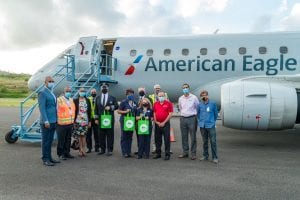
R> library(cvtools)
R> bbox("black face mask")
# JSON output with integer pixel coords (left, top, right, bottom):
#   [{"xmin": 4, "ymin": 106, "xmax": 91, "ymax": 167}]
[
  {"xmin": 201, "ymin": 97, "xmax": 207, "ymax": 101},
  {"xmin": 102, "ymin": 88, "xmax": 108, "ymax": 94},
  {"xmin": 139, "ymin": 91, "xmax": 145, "ymax": 97},
  {"xmin": 91, "ymin": 93, "xmax": 96, "ymax": 97}
]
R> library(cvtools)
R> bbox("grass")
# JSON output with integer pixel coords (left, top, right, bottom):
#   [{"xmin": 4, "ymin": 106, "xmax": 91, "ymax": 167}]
[
  {"xmin": 0, "ymin": 71, "xmax": 31, "ymax": 98},
  {"xmin": 0, "ymin": 98, "xmax": 37, "ymax": 107}
]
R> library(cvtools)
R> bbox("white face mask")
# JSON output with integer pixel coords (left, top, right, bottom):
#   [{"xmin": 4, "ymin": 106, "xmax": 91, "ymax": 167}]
[
  {"xmin": 158, "ymin": 96, "xmax": 164, "ymax": 102},
  {"xmin": 47, "ymin": 82, "xmax": 54, "ymax": 89}
]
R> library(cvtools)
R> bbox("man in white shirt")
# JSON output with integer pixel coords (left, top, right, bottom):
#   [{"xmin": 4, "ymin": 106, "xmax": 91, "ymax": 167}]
[{"xmin": 178, "ymin": 83, "xmax": 199, "ymax": 160}]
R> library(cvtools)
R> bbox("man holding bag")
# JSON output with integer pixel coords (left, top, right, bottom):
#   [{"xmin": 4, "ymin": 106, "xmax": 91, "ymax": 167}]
[
  {"xmin": 117, "ymin": 88, "xmax": 137, "ymax": 158},
  {"xmin": 95, "ymin": 84, "xmax": 118, "ymax": 156}
]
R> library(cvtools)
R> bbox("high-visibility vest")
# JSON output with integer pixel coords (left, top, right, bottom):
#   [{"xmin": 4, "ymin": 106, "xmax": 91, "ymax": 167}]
[
  {"xmin": 88, "ymin": 96, "xmax": 96, "ymax": 119},
  {"xmin": 149, "ymin": 92, "xmax": 168, "ymax": 105},
  {"xmin": 57, "ymin": 96, "xmax": 75, "ymax": 125}
]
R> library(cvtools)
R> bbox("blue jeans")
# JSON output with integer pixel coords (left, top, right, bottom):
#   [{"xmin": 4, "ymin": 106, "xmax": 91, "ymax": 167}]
[
  {"xmin": 41, "ymin": 123, "xmax": 56, "ymax": 162},
  {"xmin": 200, "ymin": 127, "xmax": 218, "ymax": 160}
]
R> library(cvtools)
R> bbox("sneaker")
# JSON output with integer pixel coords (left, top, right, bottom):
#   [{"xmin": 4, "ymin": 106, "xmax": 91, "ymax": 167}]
[
  {"xmin": 59, "ymin": 156, "xmax": 67, "ymax": 160},
  {"xmin": 212, "ymin": 159, "xmax": 219, "ymax": 164},
  {"xmin": 50, "ymin": 159, "xmax": 61, "ymax": 164},
  {"xmin": 199, "ymin": 157, "xmax": 208, "ymax": 161},
  {"xmin": 178, "ymin": 154, "xmax": 188, "ymax": 158},
  {"xmin": 65, "ymin": 154, "xmax": 74, "ymax": 159},
  {"xmin": 190, "ymin": 155, "xmax": 197, "ymax": 160},
  {"xmin": 43, "ymin": 161, "xmax": 55, "ymax": 166}
]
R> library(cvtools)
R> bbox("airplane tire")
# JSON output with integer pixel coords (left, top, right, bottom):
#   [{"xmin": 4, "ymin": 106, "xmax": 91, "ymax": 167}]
[{"xmin": 5, "ymin": 130, "xmax": 18, "ymax": 144}]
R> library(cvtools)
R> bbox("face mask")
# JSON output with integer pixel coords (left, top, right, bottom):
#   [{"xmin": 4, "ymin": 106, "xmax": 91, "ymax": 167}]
[
  {"xmin": 47, "ymin": 82, "xmax": 54, "ymax": 89},
  {"xmin": 127, "ymin": 95, "xmax": 134, "ymax": 101},
  {"xmin": 102, "ymin": 88, "xmax": 108, "ymax": 94},
  {"xmin": 91, "ymin": 93, "xmax": 97, "ymax": 97},
  {"xmin": 139, "ymin": 91, "xmax": 145, "ymax": 97},
  {"xmin": 142, "ymin": 103, "xmax": 148, "ymax": 107},
  {"xmin": 65, "ymin": 92, "xmax": 71, "ymax": 98},
  {"xmin": 183, "ymin": 88, "xmax": 189, "ymax": 94},
  {"xmin": 79, "ymin": 92, "xmax": 86, "ymax": 97},
  {"xmin": 201, "ymin": 96, "xmax": 207, "ymax": 101},
  {"xmin": 158, "ymin": 96, "xmax": 164, "ymax": 102}
]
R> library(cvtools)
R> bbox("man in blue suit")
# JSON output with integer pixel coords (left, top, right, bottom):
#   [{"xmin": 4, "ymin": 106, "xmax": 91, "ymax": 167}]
[{"xmin": 38, "ymin": 76, "xmax": 60, "ymax": 166}]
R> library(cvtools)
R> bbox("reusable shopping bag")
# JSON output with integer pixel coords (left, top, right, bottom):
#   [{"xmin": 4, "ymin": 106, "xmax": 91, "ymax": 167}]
[
  {"xmin": 123, "ymin": 112, "xmax": 135, "ymax": 131},
  {"xmin": 138, "ymin": 118, "xmax": 149, "ymax": 135},
  {"xmin": 100, "ymin": 111, "xmax": 112, "ymax": 129}
]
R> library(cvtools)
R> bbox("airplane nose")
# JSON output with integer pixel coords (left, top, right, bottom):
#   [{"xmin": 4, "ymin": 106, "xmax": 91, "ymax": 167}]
[{"xmin": 28, "ymin": 76, "xmax": 37, "ymax": 91}]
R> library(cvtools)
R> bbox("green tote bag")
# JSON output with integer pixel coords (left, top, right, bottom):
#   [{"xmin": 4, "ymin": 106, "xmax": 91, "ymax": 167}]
[
  {"xmin": 138, "ymin": 118, "xmax": 149, "ymax": 135},
  {"xmin": 100, "ymin": 111, "xmax": 112, "ymax": 129},
  {"xmin": 123, "ymin": 112, "xmax": 135, "ymax": 131}
]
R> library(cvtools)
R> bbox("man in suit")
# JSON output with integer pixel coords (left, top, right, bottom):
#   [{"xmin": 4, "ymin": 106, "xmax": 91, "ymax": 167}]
[
  {"xmin": 95, "ymin": 84, "xmax": 118, "ymax": 156},
  {"xmin": 38, "ymin": 76, "xmax": 60, "ymax": 166}
]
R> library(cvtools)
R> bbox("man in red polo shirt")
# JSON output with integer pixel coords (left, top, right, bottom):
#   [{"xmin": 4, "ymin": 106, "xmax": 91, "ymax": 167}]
[{"xmin": 153, "ymin": 91, "xmax": 173, "ymax": 160}]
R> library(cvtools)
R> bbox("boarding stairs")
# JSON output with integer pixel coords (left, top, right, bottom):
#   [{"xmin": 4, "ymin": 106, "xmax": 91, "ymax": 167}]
[{"xmin": 5, "ymin": 53, "xmax": 118, "ymax": 144}]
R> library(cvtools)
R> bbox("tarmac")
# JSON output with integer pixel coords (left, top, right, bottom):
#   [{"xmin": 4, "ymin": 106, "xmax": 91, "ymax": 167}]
[{"xmin": 0, "ymin": 107, "xmax": 299, "ymax": 200}]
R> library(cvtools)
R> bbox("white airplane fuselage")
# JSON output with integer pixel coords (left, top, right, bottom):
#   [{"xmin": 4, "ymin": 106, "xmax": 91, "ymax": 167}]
[{"xmin": 28, "ymin": 32, "xmax": 300, "ymax": 130}]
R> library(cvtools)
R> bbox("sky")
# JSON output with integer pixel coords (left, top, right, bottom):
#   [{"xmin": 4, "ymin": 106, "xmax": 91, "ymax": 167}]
[{"xmin": 0, "ymin": 0, "xmax": 300, "ymax": 74}]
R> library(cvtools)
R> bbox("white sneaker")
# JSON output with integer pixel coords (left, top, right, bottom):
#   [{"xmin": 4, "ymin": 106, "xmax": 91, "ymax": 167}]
[
  {"xmin": 199, "ymin": 157, "xmax": 208, "ymax": 161},
  {"xmin": 212, "ymin": 159, "xmax": 219, "ymax": 164}
]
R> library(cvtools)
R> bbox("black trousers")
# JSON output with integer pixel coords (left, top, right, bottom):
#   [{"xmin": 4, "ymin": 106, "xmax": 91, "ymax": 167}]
[
  {"xmin": 86, "ymin": 119, "xmax": 99, "ymax": 150},
  {"xmin": 56, "ymin": 124, "xmax": 73, "ymax": 157},
  {"xmin": 99, "ymin": 127, "xmax": 114, "ymax": 152},
  {"xmin": 155, "ymin": 121, "xmax": 170, "ymax": 156}
]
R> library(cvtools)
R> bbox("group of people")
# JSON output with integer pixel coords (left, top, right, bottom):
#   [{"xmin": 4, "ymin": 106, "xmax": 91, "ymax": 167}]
[{"xmin": 38, "ymin": 76, "xmax": 218, "ymax": 166}]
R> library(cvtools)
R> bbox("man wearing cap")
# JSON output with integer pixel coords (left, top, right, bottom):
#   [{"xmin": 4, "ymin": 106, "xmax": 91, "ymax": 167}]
[
  {"xmin": 86, "ymin": 88, "xmax": 100, "ymax": 153},
  {"xmin": 95, "ymin": 84, "xmax": 118, "ymax": 156}
]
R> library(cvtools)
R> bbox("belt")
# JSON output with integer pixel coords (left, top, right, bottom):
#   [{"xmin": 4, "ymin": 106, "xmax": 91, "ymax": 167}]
[{"xmin": 181, "ymin": 115, "xmax": 196, "ymax": 118}]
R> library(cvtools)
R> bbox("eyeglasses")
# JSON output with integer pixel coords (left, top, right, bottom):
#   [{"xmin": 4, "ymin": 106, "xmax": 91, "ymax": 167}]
[
  {"xmin": 48, "ymin": 81, "xmax": 54, "ymax": 83},
  {"xmin": 182, "ymin": 87, "xmax": 189, "ymax": 89}
]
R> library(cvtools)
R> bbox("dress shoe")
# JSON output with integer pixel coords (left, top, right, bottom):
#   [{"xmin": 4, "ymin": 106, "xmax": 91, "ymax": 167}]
[
  {"xmin": 59, "ymin": 156, "xmax": 67, "ymax": 160},
  {"xmin": 65, "ymin": 154, "xmax": 74, "ymax": 159},
  {"xmin": 134, "ymin": 152, "xmax": 138, "ymax": 155},
  {"xmin": 50, "ymin": 159, "xmax": 61, "ymax": 164},
  {"xmin": 153, "ymin": 154, "xmax": 161, "ymax": 159},
  {"xmin": 43, "ymin": 161, "xmax": 55, "ymax": 166},
  {"xmin": 178, "ymin": 154, "xmax": 189, "ymax": 158},
  {"xmin": 86, "ymin": 149, "xmax": 92, "ymax": 153},
  {"xmin": 97, "ymin": 151, "xmax": 105, "ymax": 155},
  {"xmin": 95, "ymin": 149, "xmax": 100, "ymax": 152},
  {"xmin": 164, "ymin": 155, "xmax": 170, "ymax": 160},
  {"xmin": 137, "ymin": 155, "xmax": 142, "ymax": 159},
  {"xmin": 106, "ymin": 152, "xmax": 112, "ymax": 156}
]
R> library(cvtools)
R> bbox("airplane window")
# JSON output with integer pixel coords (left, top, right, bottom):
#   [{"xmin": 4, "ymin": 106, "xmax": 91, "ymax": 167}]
[
  {"xmin": 130, "ymin": 49, "xmax": 137, "ymax": 57},
  {"xmin": 200, "ymin": 48, "xmax": 207, "ymax": 55},
  {"xmin": 219, "ymin": 48, "xmax": 227, "ymax": 55},
  {"xmin": 280, "ymin": 46, "xmax": 288, "ymax": 54},
  {"xmin": 164, "ymin": 49, "xmax": 171, "ymax": 56},
  {"xmin": 259, "ymin": 47, "xmax": 267, "ymax": 54},
  {"xmin": 146, "ymin": 49, "xmax": 153, "ymax": 56},
  {"xmin": 239, "ymin": 47, "xmax": 247, "ymax": 55},
  {"xmin": 182, "ymin": 48, "xmax": 189, "ymax": 56}
]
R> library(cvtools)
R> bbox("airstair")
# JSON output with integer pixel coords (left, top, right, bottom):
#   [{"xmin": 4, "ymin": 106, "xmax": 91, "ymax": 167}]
[{"xmin": 5, "ymin": 50, "xmax": 118, "ymax": 144}]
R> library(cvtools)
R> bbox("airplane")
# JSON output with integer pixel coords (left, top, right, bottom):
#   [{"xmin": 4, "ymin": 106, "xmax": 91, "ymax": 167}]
[{"xmin": 28, "ymin": 32, "xmax": 300, "ymax": 131}]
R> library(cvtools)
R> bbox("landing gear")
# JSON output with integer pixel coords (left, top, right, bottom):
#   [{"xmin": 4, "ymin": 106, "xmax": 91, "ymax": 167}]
[{"xmin": 5, "ymin": 130, "xmax": 18, "ymax": 144}]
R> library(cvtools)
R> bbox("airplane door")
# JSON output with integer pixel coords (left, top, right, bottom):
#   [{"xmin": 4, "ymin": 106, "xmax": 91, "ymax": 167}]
[{"xmin": 74, "ymin": 36, "xmax": 98, "ymax": 77}]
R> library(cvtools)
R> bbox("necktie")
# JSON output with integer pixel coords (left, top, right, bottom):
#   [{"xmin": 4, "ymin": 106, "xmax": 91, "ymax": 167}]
[{"xmin": 102, "ymin": 94, "xmax": 106, "ymax": 106}]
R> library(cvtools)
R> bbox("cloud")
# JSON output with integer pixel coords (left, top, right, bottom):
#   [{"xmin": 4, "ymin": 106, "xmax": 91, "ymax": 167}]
[{"xmin": 280, "ymin": 3, "xmax": 300, "ymax": 31}]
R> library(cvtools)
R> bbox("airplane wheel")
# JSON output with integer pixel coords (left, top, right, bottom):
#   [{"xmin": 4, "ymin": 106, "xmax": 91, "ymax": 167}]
[{"xmin": 5, "ymin": 130, "xmax": 18, "ymax": 144}]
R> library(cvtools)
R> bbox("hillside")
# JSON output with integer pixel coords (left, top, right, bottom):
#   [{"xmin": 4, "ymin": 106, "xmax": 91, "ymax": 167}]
[{"xmin": 0, "ymin": 70, "xmax": 31, "ymax": 98}]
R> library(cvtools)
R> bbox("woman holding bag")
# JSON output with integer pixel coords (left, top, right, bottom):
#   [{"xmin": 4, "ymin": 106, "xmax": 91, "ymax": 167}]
[
  {"xmin": 117, "ymin": 88, "xmax": 137, "ymax": 158},
  {"xmin": 136, "ymin": 98, "xmax": 153, "ymax": 159}
]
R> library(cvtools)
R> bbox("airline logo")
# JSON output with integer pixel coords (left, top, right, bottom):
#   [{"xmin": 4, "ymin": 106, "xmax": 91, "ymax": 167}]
[{"xmin": 125, "ymin": 55, "xmax": 143, "ymax": 75}]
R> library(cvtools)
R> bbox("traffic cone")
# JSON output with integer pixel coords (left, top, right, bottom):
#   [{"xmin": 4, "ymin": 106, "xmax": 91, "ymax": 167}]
[{"xmin": 170, "ymin": 127, "xmax": 176, "ymax": 142}]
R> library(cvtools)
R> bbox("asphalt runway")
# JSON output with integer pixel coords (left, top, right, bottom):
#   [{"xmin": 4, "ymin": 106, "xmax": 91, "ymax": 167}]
[{"xmin": 0, "ymin": 107, "xmax": 299, "ymax": 200}]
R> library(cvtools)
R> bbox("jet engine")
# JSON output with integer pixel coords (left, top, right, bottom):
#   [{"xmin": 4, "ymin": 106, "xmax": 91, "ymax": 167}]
[{"xmin": 221, "ymin": 80, "xmax": 299, "ymax": 130}]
